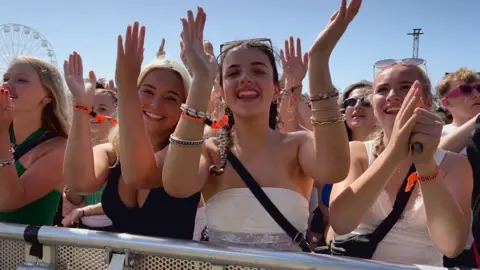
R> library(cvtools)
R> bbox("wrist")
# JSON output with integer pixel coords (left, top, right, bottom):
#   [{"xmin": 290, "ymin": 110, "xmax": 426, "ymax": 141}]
[{"xmin": 415, "ymin": 159, "xmax": 437, "ymax": 176}]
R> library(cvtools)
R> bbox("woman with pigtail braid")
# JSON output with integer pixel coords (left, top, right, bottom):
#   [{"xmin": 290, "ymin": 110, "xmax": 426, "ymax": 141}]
[{"xmin": 163, "ymin": 3, "xmax": 353, "ymax": 251}]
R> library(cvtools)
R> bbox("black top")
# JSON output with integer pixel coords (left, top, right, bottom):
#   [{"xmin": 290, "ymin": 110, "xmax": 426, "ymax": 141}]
[{"xmin": 102, "ymin": 164, "xmax": 200, "ymax": 240}]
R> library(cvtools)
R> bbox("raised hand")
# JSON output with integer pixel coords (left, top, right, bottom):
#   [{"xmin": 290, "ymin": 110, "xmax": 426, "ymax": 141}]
[
  {"xmin": 410, "ymin": 107, "xmax": 443, "ymax": 167},
  {"xmin": 156, "ymin": 38, "xmax": 166, "ymax": 58},
  {"xmin": 116, "ymin": 21, "xmax": 145, "ymax": 93},
  {"xmin": 64, "ymin": 52, "xmax": 97, "ymax": 106},
  {"xmin": 280, "ymin": 36, "xmax": 309, "ymax": 88},
  {"xmin": 0, "ymin": 86, "xmax": 14, "ymax": 133},
  {"xmin": 107, "ymin": 80, "xmax": 117, "ymax": 92},
  {"xmin": 180, "ymin": 7, "xmax": 217, "ymax": 82},
  {"xmin": 387, "ymin": 81, "xmax": 423, "ymax": 160},
  {"xmin": 310, "ymin": 0, "xmax": 362, "ymax": 57}
]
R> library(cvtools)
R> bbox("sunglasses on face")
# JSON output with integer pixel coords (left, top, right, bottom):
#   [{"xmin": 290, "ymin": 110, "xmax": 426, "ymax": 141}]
[
  {"xmin": 446, "ymin": 84, "xmax": 480, "ymax": 99},
  {"xmin": 343, "ymin": 96, "xmax": 371, "ymax": 108}
]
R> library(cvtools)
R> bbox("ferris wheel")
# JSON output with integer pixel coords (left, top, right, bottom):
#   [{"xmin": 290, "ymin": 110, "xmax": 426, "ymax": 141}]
[{"xmin": 0, "ymin": 23, "xmax": 57, "ymax": 75}]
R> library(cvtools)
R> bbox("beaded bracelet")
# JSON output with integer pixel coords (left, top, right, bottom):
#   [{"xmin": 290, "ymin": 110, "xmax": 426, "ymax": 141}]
[
  {"xmin": 169, "ymin": 135, "xmax": 204, "ymax": 147},
  {"xmin": 310, "ymin": 90, "xmax": 339, "ymax": 102},
  {"xmin": 405, "ymin": 166, "xmax": 443, "ymax": 192},
  {"xmin": 180, "ymin": 104, "xmax": 229, "ymax": 129},
  {"xmin": 0, "ymin": 157, "xmax": 14, "ymax": 168},
  {"xmin": 310, "ymin": 115, "xmax": 346, "ymax": 126}
]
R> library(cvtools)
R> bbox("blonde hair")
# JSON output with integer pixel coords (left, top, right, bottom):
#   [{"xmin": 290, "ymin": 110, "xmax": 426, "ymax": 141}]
[
  {"xmin": 109, "ymin": 58, "xmax": 191, "ymax": 159},
  {"xmin": 371, "ymin": 64, "xmax": 432, "ymax": 158},
  {"xmin": 13, "ymin": 56, "xmax": 71, "ymax": 138},
  {"xmin": 436, "ymin": 68, "xmax": 480, "ymax": 98}
]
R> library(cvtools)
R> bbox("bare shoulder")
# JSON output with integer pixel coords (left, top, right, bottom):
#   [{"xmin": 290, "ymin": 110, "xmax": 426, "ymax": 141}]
[{"xmin": 441, "ymin": 151, "xmax": 472, "ymax": 178}]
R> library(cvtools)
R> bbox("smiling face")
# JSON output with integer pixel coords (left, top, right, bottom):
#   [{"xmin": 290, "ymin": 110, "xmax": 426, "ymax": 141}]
[
  {"xmin": 373, "ymin": 64, "xmax": 431, "ymax": 134},
  {"xmin": 138, "ymin": 68, "xmax": 186, "ymax": 134},
  {"xmin": 220, "ymin": 46, "xmax": 279, "ymax": 118},
  {"xmin": 344, "ymin": 87, "xmax": 376, "ymax": 130},
  {"xmin": 90, "ymin": 89, "xmax": 117, "ymax": 143}
]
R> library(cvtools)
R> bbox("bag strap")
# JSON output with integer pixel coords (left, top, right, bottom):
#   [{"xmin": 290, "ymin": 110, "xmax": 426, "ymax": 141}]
[
  {"xmin": 370, "ymin": 164, "xmax": 417, "ymax": 243},
  {"xmin": 13, "ymin": 132, "xmax": 58, "ymax": 160},
  {"xmin": 226, "ymin": 151, "xmax": 312, "ymax": 252}
]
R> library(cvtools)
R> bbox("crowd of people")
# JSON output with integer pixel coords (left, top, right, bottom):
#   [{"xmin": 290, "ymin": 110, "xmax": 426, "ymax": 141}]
[{"xmin": 1, "ymin": 0, "xmax": 480, "ymax": 268}]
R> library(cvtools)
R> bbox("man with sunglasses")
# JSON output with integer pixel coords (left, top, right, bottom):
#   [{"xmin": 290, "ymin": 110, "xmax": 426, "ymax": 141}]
[
  {"xmin": 439, "ymin": 68, "xmax": 480, "ymax": 156},
  {"xmin": 437, "ymin": 68, "xmax": 480, "ymax": 268}
]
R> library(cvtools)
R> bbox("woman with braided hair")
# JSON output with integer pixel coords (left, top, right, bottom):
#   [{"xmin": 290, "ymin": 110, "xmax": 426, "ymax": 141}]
[{"xmin": 162, "ymin": 1, "xmax": 357, "ymax": 251}]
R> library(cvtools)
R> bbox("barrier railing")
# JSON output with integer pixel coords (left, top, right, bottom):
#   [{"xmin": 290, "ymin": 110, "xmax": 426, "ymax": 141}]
[{"xmin": 0, "ymin": 222, "xmax": 461, "ymax": 270}]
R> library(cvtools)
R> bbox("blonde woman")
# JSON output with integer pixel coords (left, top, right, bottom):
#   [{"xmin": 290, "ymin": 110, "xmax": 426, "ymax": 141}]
[{"xmin": 0, "ymin": 56, "xmax": 70, "ymax": 226}]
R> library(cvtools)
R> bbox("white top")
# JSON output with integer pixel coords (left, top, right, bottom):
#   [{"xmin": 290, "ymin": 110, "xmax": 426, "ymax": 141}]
[
  {"xmin": 349, "ymin": 141, "xmax": 447, "ymax": 266},
  {"xmin": 206, "ymin": 187, "xmax": 309, "ymax": 251}
]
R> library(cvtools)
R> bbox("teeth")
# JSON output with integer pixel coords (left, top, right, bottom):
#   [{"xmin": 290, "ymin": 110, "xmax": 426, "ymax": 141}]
[
  {"xmin": 385, "ymin": 108, "xmax": 400, "ymax": 114},
  {"xmin": 238, "ymin": 90, "xmax": 258, "ymax": 98},
  {"xmin": 144, "ymin": 112, "xmax": 164, "ymax": 119}
]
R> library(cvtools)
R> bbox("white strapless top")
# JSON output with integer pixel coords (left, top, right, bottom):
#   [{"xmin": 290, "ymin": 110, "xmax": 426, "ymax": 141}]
[{"xmin": 206, "ymin": 187, "xmax": 309, "ymax": 251}]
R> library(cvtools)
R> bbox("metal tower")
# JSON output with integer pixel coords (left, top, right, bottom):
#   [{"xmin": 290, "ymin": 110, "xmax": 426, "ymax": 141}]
[{"xmin": 407, "ymin": 28, "xmax": 424, "ymax": 59}]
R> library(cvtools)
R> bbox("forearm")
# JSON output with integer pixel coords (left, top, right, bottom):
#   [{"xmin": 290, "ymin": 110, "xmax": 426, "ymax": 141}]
[
  {"xmin": 163, "ymin": 79, "xmax": 212, "ymax": 198},
  {"xmin": 81, "ymin": 203, "xmax": 105, "ymax": 216},
  {"xmin": 64, "ymin": 112, "xmax": 97, "ymax": 193},
  {"xmin": 329, "ymin": 149, "xmax": 399, "ymax": 234},
  {"xmin": 279, "ymin": 85, "xmax": 302, "ymax": 133},
  {"xmin": 0, "ymin": 132, "xmax": 23, "ymax": 207},
  {"xmin": 417, "ymin": 162, "xmax": 469, "ymax": 257},
  {"xmin": 439, "ymin": 117, "xmax": 477, "ymax": 153},
  {"xmin": 308, "ymin": 57, "xmax": 349, "ymax": 182},
  {"xmin": 117, "ymin": 89, "xmax": 157, "ymax": 188}
]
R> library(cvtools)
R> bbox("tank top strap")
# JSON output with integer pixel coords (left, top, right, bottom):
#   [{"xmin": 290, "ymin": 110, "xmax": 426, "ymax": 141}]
[{"xmin": 363, "ymin": 140, "xmax": 375, "ymax": 166}]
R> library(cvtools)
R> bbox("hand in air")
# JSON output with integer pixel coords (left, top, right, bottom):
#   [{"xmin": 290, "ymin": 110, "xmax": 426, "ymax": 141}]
[
  {"xmin": 280, "ymin": 36, "xmax": 309, "ymax": 88},
  {"xmin": 116, "ymin": 21, "xmax": 145, "ymax": 93},
  {"xmin": 310, "ymin": 0, "xmax": 362, "ymax": 57},
  {"xmin": 180, "ymin": 7, "xmax": 217, "ymax": 82},
  {"xmin": 107, "ymin": 80, "xmax": 117, "ymax": 92},
  {"xmin": 64, "ymin": 52, "xmax": 97, "ymax": 106},
  {"xmin": 0, "ymin": 86, "xmax": 14, "ymax": 133},
  {"xmin": 387, "ymin": 81, "xmax": 424, "ymax": 161},
  {"xmin": 410, "ymin": 100, "xmax": 443, "ymax": 166},
  {"xmin": 156, "ymin": 38, "xmax": 166, "ymax": 58}
]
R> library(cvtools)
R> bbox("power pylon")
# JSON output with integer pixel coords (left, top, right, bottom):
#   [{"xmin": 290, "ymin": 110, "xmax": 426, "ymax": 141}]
[{"xmin": 407, "ymin": 28, "xmax": 424, "ymax": 59}]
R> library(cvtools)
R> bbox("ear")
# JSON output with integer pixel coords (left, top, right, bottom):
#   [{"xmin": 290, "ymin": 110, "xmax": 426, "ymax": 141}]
[
  {"xmin": 42, "ymin": 97, "xmax": 52, "ymax": 105},
  {"xmin": 273, "ymin": 83, "xmax": 281, "ymax": 102},
  {"xmin": 440, "ymin": 97, "xmax": 450, "ymax": 107}
]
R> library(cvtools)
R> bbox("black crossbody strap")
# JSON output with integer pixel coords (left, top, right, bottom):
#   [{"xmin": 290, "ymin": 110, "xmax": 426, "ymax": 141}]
[
  {"xmin": 13, "ymin": 132, "xmax": 58, "ymax": 160},
  {"xmin": 370, "ymin": 165, "xmax": 417, "ymax": 243},
  {"xmin": 227, "ymin": 152, "xmax": 312, "ymax": 252}
]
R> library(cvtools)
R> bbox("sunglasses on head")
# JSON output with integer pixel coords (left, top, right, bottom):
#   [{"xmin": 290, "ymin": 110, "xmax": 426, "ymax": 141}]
[
  {"xmin": 343, "ymin": 96, "xmax": 371, "ymax": 108},
  {"xmin": 219, "ymin": 38, "xmax": 273, "ymax": 56},
  {"xmin": 374, "ymin": 58, "xmax": 426, "ymax": 69},
  {"xmin": 446, "ymin": 84, "xmax": 480, "ymax": 99}
]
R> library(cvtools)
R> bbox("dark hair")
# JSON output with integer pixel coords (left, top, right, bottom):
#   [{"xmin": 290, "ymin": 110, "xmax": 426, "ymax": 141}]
[
  {"xmin": 209, "ymin": 40, "xmax": 280, "ymax": 175},
  {"xmin": 339, "ymin": 81, "xmax": 373, "ymax": 141}
]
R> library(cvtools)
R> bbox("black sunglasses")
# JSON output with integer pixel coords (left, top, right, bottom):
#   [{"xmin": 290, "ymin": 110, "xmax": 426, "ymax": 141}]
[
  {"xmin": 219, "ymin": 38, "xmax": 273, "ymax": 56},
  {"xmin": 343, "ymin": 96, "xmax": 371, "ymax": 108}
]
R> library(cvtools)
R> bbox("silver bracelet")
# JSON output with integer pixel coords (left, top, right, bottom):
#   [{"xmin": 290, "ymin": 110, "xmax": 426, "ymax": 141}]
[
  {"xmin": 169, "ymin": 135, "xmax": 204, "ymax": 147},
  {"xmin": 0, "ymin": 160, "xmax": 14, "ymax": 168}
]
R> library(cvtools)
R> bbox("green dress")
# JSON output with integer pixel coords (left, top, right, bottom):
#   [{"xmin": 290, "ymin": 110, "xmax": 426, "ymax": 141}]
[{"xmin": 0, "ymin": 127, "xmax": 61, "ymax": 226}]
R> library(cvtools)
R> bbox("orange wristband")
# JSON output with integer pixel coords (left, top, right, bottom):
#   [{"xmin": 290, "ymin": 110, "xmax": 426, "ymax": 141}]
[
  {"xmin": 405, "ymin": 166, "xmax": 442, "ymax": 192},
  {"xmin": 181, "ymin": 111, "xmax": 229, "ymax": 129},
  {"xmin": 73, "ymin": 105, "xmax": 118, "ymax": 126}
]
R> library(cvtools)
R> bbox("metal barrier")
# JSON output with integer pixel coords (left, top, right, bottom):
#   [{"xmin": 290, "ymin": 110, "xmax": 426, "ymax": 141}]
[{"xmin": 0, "ymin": 222, "xmax": 461, "ymax": 270}]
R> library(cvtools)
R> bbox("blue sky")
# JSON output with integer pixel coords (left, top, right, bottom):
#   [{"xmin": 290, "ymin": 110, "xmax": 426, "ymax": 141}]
[{"xmin": 3, "ymin": 0, "xmax": 479, "ymax": 92}]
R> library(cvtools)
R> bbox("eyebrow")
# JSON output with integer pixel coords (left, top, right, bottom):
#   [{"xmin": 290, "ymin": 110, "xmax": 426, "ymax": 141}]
[
  {"xmin": 226, "ymin": 62, "xmax": 268, "ymax": 70},
  {"xmin": 3, "ymin": 72, "xmax": 29, "ymax": 77},
  {"xmin": 141, "ymin": 84, "xmax": 181, "ymax": 97}
]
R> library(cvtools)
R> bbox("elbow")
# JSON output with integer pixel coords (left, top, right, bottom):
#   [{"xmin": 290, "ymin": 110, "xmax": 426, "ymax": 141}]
[
  {"xmin": 162, "ymin": 171, "xmax": 197, "ymax": 199},
  {"xmin": 442, "ymin": 240, "xmax": 466, "ymax": 258},
  {"xmin": 328, "ymin": 202, "xmax": 359, "ymax": 235},
  {"xmin": 322, "ymin": 162, "xmax": 350, "ymax": 184}
]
